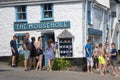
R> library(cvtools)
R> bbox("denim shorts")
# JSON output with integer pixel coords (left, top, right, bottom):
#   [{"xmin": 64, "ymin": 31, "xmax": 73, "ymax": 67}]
[{"xmin": 23, "ymin": 50, "xmax": 30, "ymax": 59}]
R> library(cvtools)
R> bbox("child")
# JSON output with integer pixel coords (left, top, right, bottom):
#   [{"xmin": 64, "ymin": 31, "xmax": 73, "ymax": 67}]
[
  {"xmin": 109, "ymin": 43, "xmax": 118, "ymax": 77},
  {"xmin": 46, "ymin": 39, "xmax": 55, "ymax": 71}
]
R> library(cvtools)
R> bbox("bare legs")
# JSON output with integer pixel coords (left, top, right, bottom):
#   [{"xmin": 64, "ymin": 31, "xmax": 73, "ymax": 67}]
[
  {"xmin": 30, "ymin": 57, "xmax": 36, "ymax": 69},
  {"xmin": 87, "ymin": 57, "xmax": 93, "ymax": 73},
  {"xmin": 36, "ymin": 55, "xmax": 43, "ymax": 70},
  {"xmin": 47, "ymin": 59, "xmax": 52, "ymax": 71},
  {"xmin": 99, "ymin": 64, "xmax": 105, "ymax": 75},
  {"xmin": 12, "ymin": 56, "xmax": 16, "ymax": 66},
  {"xmin": 87, "ymin": 66, "xmax": 93, "ymax": 73},
  {"xmin": 111, "ymin": 65, "xmax": 118, "ymax": 77},
  {"xmin": 24, "ymin": 59, "xmax": 28, "ymax": 71}
]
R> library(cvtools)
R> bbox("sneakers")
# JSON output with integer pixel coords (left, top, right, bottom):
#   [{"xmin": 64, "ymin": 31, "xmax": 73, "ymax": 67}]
[{"xmin": 11, "ymin": 64, "xmax": 16, "ymax": 67}]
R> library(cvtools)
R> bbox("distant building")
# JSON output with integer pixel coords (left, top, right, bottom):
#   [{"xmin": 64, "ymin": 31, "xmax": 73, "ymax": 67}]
[
  {"xmin": 110, "ymin": 0, "xmax": 120, "ymax": 50},
  {"xmin": 0, "ymin": 0, "xmax": 110, "ymax": 64}
]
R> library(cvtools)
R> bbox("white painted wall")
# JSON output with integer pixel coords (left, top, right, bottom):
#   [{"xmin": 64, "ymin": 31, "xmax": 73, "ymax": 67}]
[
  {"xmin": 0, "ymin": 1, "xmax": 109, "ymax": 57},
  {"xmin": 96, "ymin": 0, "xmax": 110, "ymax": 8},
  {"xmin": 0, "ymin": 2, "xmax": 83, "ymax": 57},
  {"xmin": 0, "ymin": 7, "xmax": 15, "ymax": 56},
  {"xmin": 54, "ymin": 2, "xmax": 83, "ymax": 57}
]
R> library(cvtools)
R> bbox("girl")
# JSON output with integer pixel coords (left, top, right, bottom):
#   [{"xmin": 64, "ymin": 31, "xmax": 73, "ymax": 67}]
[{"xmin": 46, "ymin": 39, "xmax": 55, "ymax": 71}]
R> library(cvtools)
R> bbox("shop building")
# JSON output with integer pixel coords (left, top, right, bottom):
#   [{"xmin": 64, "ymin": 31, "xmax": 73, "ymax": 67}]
[
  {"xmin": 0, "ymin": 0, "xmax": 110, "ymax": 64},
  {"xmin": 110, "ymin": 0, "xmax": 120, "ymax": 50}
]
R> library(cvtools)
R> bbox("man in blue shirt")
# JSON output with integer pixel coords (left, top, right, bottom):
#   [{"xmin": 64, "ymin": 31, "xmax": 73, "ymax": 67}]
[
  {"xmin": 109, "ymin": 43, "xmax": 118, "ymax": 77},
  {"xmin": 85, "ymin": 39, "xmax": 93, "ymax": 73}
]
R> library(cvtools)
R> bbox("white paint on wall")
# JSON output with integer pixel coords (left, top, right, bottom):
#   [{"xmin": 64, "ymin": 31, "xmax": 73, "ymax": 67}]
[
  {"xmin": 0, "ymin": 7, "xmax": 16, "ymax": 56},
  {"xmin": 0, "ymin": 1, "xmax": 110, "ymax": 57},
  {"xmin": 96, "ymin": 0, "xmax": 110, "ymax": 8}
]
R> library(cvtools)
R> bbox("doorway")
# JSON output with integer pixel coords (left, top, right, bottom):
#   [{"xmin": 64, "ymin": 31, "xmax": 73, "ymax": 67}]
[
  {"xmin": 88, "ymin": 35, "xmax": 102, "ymax": 50},
  {"xmin": 42, "ymin": 32, "xmax": 55, "ymax": 66}
]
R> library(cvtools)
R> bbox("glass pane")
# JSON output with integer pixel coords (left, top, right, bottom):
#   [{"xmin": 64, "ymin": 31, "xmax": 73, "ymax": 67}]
[
  {"xmin": 22, "ymin": 6, "xmax": 26, "ymax": 12},
  {"xmin": 44, "ymin": 12, "xmax": 49, "ymax": 18},
  {"xmin": 17, "ymin": 13, "xmax": 26, "ymax": 20},
  {"xmin": 44, "ymin": 4, "xmax": 47, "ymax": 10},
  {"xmin": 17, "ymin": 6, "xmax": 26, "ymax": 12},
  {"xmin": 17, "ymin": 6, "xmax": 22, "ymax": 12},
  {"xmin": 48, "ymin": 11, "xmax": 52, "ymax": 18},
  {"xmin": 48, "ymin": 4, "xmax": 52, "ymax": 10},
  {"xmin": 22, "ymin": 13, "xmax": 26, "ymax": 19}
]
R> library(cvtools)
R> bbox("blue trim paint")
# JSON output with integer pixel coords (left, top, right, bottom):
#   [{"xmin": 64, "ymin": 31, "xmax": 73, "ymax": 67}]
[
  {"xmin": 88, "ymin": 28, "xmax": 102, "ymax": 36},
  {"xmin": 15, "ymin": 33, "xmax": 25, "ymax": 48},
  {"xmin": 41, "ymin": 4, "xmax": 54, "ymax": 21},
  {"xmin": 15, "ymin": 5, "xmax": 27, "ymax": 22},
  {"xmin": 87, "ymin": 2, "xmax": 92, "ymax": 24}
]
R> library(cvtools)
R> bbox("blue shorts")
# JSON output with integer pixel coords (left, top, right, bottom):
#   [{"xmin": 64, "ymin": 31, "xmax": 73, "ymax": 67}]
[{"xmin": 23, "ymin": 50, "xmax": 30, "ymax": 59}]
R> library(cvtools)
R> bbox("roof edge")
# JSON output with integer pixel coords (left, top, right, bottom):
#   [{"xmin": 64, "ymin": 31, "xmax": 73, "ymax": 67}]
[{"xmin": 0, "ymin": 0, "xmax": 82, "ymax": 7}]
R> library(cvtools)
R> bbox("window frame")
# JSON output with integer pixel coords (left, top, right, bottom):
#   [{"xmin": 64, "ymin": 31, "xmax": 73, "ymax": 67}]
[
  {"xmin": 15, "ymin": 33, "xmax": 25, "ymax": 48},
  {"xmin": 41, "ymin": 4, "xmax": 54, "ymax": 21},
  {"xmin": 87, "ymin": 1, "xmax": 92, "ymax": 25},
  {"xmin": 15, "ymin": 6, "xmax": 27, "ymax": 22}
]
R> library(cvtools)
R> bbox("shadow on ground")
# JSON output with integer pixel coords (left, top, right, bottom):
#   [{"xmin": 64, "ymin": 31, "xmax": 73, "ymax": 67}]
[{"xmin": 0, "ymin": 69, "xmax": 13, "ymax": 72}]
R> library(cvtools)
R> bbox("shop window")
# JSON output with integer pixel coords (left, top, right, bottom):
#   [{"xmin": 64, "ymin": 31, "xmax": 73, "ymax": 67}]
[
  {"xmin": 59, "ymin": 38, "xmax": 73, "ymax": 57},
  {"xmin": 41, "ymin": 4, "xmax": 54, "ymax": 21},
  {"xmin": 87, "ymin": 2, "xmax": 92, "ymax": 24},
  {"xmin": 15, "ymin": 34, "xmax": 25, "ymax": 48},
  {"xmin": 15, "ymin": 6, "xmax": 27, "ymax": 22}
]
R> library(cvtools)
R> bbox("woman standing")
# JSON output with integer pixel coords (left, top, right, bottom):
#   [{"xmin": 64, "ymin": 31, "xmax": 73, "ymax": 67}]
[
  {"xmin": 93, "ymin": 43, "xmax": 99, "ymax": 70},
  {"xmin": 30, "ymin": 37, "xmax": 36, "ymax": 69},
  {"xmin": 104, "ymin": 42, "xmax": 111, "ymax": 74},
  {"xmin": 46, "ymin": 39, "xmax": 55, "ymax": 71},
  {"xmin": 35, "ymin": 36, "xmax": 43, "ymax": 71}
]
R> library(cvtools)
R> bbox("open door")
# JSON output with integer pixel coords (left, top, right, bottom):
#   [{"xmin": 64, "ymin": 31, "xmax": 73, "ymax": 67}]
[{"xmin": 42, "ymin": 32, "xmax": 55, "ymax": 66}]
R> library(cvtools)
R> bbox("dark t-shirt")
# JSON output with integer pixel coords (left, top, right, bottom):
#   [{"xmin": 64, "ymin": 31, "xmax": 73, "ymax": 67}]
[
  {"xmin": 23, "ymin": 38, "xmax": 31, "ymax": 50},
  {"xmin": 111, "ymin": 48, "xmax": 117, "ymax": 60},
  {"xmin": 10, "ymin": 40, "xmax": 18, "ymax": 53}
]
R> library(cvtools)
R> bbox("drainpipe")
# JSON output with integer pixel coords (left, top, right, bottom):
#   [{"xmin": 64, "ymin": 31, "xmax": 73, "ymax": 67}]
[
  {"xmin": 83, "ymin": 0, "xmax": 88, "ymax": 57},
  {"xmin": 85, "ymin": 0, "xmax": 88, "ymax": 45}
]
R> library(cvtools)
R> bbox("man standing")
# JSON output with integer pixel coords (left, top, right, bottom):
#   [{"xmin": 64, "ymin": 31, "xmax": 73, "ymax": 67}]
[
  {"xmin": 85, "ymin": 39, "xmax": 93, "ymax": 73},
  {"xmin": 23, "ymin": 33, "xmax": 31, "ymax": 71},
  {"xmin": 10, "ymin": 35, "xmax": 18, "ymax": 67}
]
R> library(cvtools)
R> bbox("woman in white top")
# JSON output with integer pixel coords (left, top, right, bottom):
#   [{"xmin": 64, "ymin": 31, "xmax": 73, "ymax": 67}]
[
  {"xmin": 93, "ymin": 43, "xmax": 99, "ymax": 70},
  {"xmin": 35, "ymin": 36, "xmax": 43, "ymax": 71},
  {"xmin": 104, "ymin": 42, "xmax": 111, "ymax": 74}
]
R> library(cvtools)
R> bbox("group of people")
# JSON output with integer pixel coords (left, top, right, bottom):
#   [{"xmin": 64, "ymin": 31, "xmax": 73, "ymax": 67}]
[
  {"xmin": 85, "ymin": 39, "xmax": 118, "ymax": 77},
  {"xmin": 10, "ymin": 33, "xmax": 119, "ymax": 76},
  {"xmin": 10, "ymin": 33, "xmax": 55, "ymax": 71}
]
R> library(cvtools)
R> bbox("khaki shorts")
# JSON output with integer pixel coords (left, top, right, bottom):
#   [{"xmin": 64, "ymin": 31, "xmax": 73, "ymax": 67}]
[{"xmin": 110, "ymin": 60, "xmax": 117, "ymax": 66}]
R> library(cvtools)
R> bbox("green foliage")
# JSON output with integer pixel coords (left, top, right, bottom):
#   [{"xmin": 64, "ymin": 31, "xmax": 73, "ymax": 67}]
[
  {"xmin": 17, "ymin": 54, "xmax": 24, "ymax": 67},
  {"xmin": 52, "ymin": 58, "xmax": 71, "ymax": 70},
  {"xmin": 8, "ymin": 54, "xmax": 24, "ymax": 67}
]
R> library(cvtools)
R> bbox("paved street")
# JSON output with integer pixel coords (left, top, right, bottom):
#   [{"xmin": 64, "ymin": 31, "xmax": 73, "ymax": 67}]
[{"xmin": 0, "ymin": 63, "xmax": 120, "ymax": 80}]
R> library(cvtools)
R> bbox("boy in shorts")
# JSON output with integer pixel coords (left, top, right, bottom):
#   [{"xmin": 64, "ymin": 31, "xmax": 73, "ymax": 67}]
[
  {"xmin": 98, "ymin": 43, "xmax": 106, "ymax": 75},
  {"xmin": 109, "ymin": 43, "xmax": 118, "ymax": 77}
]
